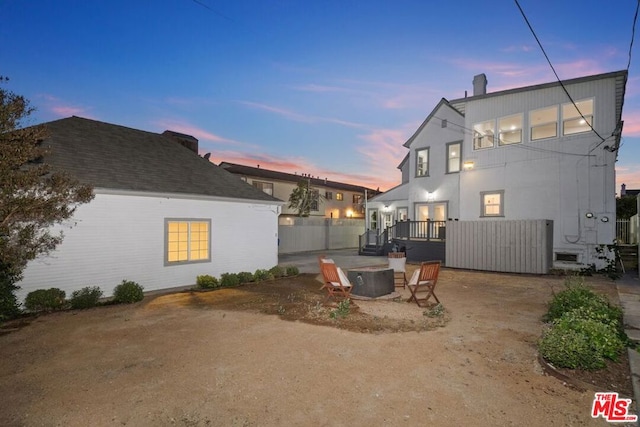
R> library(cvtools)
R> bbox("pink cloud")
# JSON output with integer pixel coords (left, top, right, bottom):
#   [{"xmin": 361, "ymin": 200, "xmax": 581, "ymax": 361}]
[
  {"xmin": 622, "ymin": 110, "xmax": 640, "ymax": 137},
  {"xmin": 616, "ymin": 164, "xmax": 640, "ymax": 193},
  {"xmin": 51, "ymin": 105, "xmax": 87, "ymax": 117}
]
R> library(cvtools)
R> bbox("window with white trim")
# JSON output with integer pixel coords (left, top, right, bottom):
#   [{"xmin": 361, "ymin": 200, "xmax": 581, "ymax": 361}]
[
  {"xmin": 446, "ymin": 142, "xmax": 461, "ymax": 173},
  {"xmin": 416, "ymin": 148, "xmax": 429, "ymax": 177},
  {"xmin": 166, "ymin": 219, "xmax": 211, "ymax": 264},
  {"xmin": 530, "ymin": 106, "xmax": 558, "ymax": 141},
  {"xmin": 562, "ymin": 99, "xmax": 593, "ymax": 136},
  {"xmin": 498, "ymin": 114, "xmax": 523, "ymax": 145},
  {"xmin": 473, "ymin": 120, "xmax": 495, "ymax": 150},
  {"xmin": 481, "ymin": 191, "xmax": 504, "ymax": 217}
]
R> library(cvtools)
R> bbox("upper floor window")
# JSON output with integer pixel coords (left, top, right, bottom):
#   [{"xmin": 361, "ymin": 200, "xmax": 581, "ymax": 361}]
[
  {"xmin": 325, "ymin": 191, "xmax": 333, "ymax": 200},
  {"xmin": 416, "ymin": 148, "xmax": 429, "ymax": 177},
  {"xmin": 562, "ymin": 99, "xmax": 593, "ymax": 136},
  {"xmin": 498, "ymin": 114, "xmax": 523, "ymax": 145},
  {"xmin": 530, "ymin": 106, "xmax": 558, "ymax": 141},
  {"xmin": 336, "ymin": 192, "xmax": 343, "ymax": 201},
  {"xmin": 481, "ymin": 191, "xmax": 504, "ymax": 217},
  {"xmin": 353, "ymin": 194, "xmax": 363, "ymax": 204},
  {"xmin": 447, "ymin": 142, "xmax": 461, "ymax": 173},
  {"xmin": 310, "ymin": 189, "xmax": 319, "ymax": 211},
  {"xmin": 166, "ymin": 219, "xmax": 211, "ymax": 265},
  {"xmin": 252, "ymin": 180, "xmax": 273, "ymax": 196},
  {"xmin": 473, "ymin": 120, "xmax": 495, "ymax": 150}
]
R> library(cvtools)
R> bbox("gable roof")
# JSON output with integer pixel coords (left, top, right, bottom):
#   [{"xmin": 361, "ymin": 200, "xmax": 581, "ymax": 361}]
[
  {"xmin": 219, "ymin": 161, "xmax": 381, "ymax": 195},
  {"xmin": 39, "ymin": 116, "xmax": 280, "ymax": 203},
  {"xmin": 403, "ymin": 98, "xmax": 464, "ymax": 148}
]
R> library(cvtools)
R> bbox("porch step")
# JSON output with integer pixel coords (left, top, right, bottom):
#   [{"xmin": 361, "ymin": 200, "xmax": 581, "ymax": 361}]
[
  {"xmin": 619, "ymin": 244, "xmax": 638, "ymax": 271},
  {"xmin": 360, "ymin": 245, "xmax": 382, "ymax": 256}
]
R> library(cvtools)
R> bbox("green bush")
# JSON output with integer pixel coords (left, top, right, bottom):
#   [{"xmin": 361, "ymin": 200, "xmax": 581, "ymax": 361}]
[
  {"xmin": 285, "ymin": 266, "xmax": 299, "ymax": 277},
  {"xmin": 70, "ymin": 286, "xmax": 103, "ymax": 309},
  {"xmin": 196, "ymin": 274, "xmax": 219, "ymax": 289},
  {"xmin": 269, "ymin": 265, "xmax": 285, "ymax": 278},
  {"xmin": 545, "ymin": 276, "xmax": 609, "ymax": 322},
  {"xmin": 237, "ymin": 272, "xmax": 254, "ymax": 283},
  {"xmin": 24, "ymin": 288, "xmax": 66, "ymax": 312},
  {"xmin": 539, "ymin": 312, "xmax": 625, "ymax": 369},
  {"xmin": 253, "ymin": 269, "xmax": 274, "ymax": 282},
  {"xmin": 220, "ymin": 273, "xmax": 240, "ymax": 288},
  {"xmin": 112, "ymin": 280, "xmax": 144, "ymax": 304}
]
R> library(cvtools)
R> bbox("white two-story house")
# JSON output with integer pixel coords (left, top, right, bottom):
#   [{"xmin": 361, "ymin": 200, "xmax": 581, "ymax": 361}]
[{"xmin": 368, "ymin": 70, "xmax": 627, "ymax": 271}]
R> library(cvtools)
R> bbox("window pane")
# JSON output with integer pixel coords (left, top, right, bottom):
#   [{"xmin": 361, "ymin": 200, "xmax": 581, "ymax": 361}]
[
  {"xmin": 473, "ymin": 121, "xmax": 495, "ymax": 149},
  {"xmin": 482, "ymin": 193, "xmax": 502, "ymax": 216},
  {"xmin": 562, "ymin": 99, "xmax": 593, "ymax": 136},
  {"xmin": 447, "ymin": 143, "xmax": 460, "ymax": 173},
  {"xmin": 498, "ymin": 114, "xmax": 522, "ymax": 145},
  {"xmin": 166, "ymin": 220, "xmax": 210, "ymax": 263},
  {"xmin": 416, "ymin": 149, "xmax": 429, "ymax": 176},
  {"xmin": 530, "ymin": 106, "xmax": 558, "ymax": 141}
]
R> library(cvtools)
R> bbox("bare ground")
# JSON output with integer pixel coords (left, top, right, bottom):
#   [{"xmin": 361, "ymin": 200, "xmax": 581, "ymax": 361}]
[{"xmin": 0, "ymin": 267, "xmax": 635, "ymax": 426}]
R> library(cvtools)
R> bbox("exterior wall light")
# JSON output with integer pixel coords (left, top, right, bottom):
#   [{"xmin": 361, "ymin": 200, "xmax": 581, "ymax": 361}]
[
  {"xmin": 463, "ymin": 161, "xmax": 475, "ymax": 169},
  {"xmin": 585, "ymin": 212, "xmax": 594, "ymax": 218},
  {"xmin": 601, "ymin": 216, "xmax": 609, "ymax": 222}
]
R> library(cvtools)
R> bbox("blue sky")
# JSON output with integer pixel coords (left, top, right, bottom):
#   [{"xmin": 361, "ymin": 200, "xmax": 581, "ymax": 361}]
[{"xmin": 2, "ymin": 0, "xmax": 639, "ymax": 192}]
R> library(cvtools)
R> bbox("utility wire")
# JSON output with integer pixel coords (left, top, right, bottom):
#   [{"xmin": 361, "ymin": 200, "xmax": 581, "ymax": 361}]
[
  {"xmin": 513, "ymin": 0, "xmax": 606, "ymax": 144},
  {"xmin": 627, "ymin": 0, "xmax": 640, "ymax": 71}
]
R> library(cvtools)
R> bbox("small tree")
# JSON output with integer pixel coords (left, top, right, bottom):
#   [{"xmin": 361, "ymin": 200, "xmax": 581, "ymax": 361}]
[
  {"xmin": 0, "ymin": 77, "xmax": 94, "ymax": 319},
  {"xmin": 288, "ymin": 179, "xmax": 321, "ymax": 217},
  {"xmin": 617, "ymin": 196, "xmax": 638, "ymax": 219}
]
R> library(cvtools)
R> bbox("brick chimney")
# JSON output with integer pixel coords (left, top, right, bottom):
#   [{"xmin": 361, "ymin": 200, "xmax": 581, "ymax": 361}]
[
  {"xmin": 473, "ymin": 74, "xmax": 488, "ymax": 96},
  {"xmin": 162, "ymin": 130, "xmax": 199, "ymax": 154},
  {"xmin": 621, "ymin": 183, "xmax": 627, "ymax": 197}
]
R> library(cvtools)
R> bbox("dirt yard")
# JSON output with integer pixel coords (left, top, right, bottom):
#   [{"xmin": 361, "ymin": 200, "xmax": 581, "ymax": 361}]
[{"xmin": 0, "ymin": 267, "xmax": 634, "ymax": 426}]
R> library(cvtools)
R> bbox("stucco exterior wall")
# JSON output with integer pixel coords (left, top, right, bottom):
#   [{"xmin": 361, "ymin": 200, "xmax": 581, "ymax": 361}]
[{"xmin": 17, "ymin": 191, "xmax": 280, "ymax": 301}]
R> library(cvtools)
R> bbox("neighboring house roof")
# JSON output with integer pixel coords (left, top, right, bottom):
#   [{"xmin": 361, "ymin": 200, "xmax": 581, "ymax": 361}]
[
  {"xmin": 219, "ymin": 161, "xmax": 381, "ymax": 196},
  {"xmin": 39, "ymin": 116, "xmax": 280, "ymax": 203},
  {"xmin": 368, "ymin": 182, "xmax": 409, "ymax": 203}
]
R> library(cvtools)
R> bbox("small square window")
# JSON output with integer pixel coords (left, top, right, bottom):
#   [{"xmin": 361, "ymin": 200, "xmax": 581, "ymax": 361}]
[
  {"xmin": 562, "ymin": 99, "xmax": 593, "ymax": 136},
  {"xmin": 480, "ymin": 191, "xmax": 504, "ymax": 217},
  {"xmin": 473, "ymin": 120, "xmax": 495, "ymax": 150},
  {"xmin": 336, "ymin": 192, "xmax": 343, "ymax": 201}
]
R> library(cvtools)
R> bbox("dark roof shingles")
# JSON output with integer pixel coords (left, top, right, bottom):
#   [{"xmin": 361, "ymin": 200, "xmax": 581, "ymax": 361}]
[{"xmin": 42, "ymin": 117, "xmax": 279, "ymax": 202}]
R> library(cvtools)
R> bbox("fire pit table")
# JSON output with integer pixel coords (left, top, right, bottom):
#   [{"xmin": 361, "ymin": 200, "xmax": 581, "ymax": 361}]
[{"xmin": 347, "ymin": 267, "xmax": 394, "ymax": 298}]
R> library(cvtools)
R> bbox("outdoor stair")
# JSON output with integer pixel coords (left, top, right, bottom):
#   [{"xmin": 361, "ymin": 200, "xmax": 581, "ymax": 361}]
[
  {"xmin": 619, "ymin": 244, "xmax": 639, "ymax": 271},
  {"xmin": 360, "ymin": 244, "xmax": 382, "ymax": 256}
]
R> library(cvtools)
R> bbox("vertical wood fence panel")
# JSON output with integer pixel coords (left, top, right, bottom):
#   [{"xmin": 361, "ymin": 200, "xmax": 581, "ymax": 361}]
[{"xmin": 446, "ymin": 220, "xmax": 553, "ymax": 274}]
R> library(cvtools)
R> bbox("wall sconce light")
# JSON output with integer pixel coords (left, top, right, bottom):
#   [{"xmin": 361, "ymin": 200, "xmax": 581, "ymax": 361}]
[
  {"xmin": 601, "ymin": 216, "xmax": 609, "ymax": 223},
  {"xmin": 463, "ymin": 161, "xmax": 475, "ymax": 170},
  {"xmin": 426, "ymin": 191, "xmax": 435, "ymax": 202},
  {"xmin": 585, "ymin": 212, "xmax": 594, "ymax": 219},
  {"xmin": 383, "ymin": 205, "xmax": 389, "ymax": 211}
]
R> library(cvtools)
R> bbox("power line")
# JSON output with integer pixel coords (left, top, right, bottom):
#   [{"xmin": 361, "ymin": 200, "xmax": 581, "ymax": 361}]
[
  {"xmin": 627, "ymin": 0, "xmax": 640, "ymax": 71},
  {"xmin": 513, "ymin": 0, "xmax": 606, "ymax": 144}
]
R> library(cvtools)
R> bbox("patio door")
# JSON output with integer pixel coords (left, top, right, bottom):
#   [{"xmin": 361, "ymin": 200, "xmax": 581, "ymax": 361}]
[{"xmin": 416, "ymin": 203, "xmax": 447, "ymax": 221}]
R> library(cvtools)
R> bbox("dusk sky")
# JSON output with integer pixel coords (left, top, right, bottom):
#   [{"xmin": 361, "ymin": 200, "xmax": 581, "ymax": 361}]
[{"xmin": 2, "ymin": 0, "xmax": 639, "ymax": 193}]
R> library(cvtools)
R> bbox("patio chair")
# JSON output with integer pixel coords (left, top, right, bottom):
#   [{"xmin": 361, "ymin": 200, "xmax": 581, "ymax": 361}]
[
  {"xmin": 388, "ymin": 252, "xmax": 407, "ymax": 288},
  {"xmin": 319, "ymin": 261, "xmax": 353, "ymax": 302},
  {"xmin": 317, "ymin": 255, "xmax": 335, "ymax": 290},
  {"xmin": 406, "ymin": 261, "xmax": 441, "ymax": 307}
]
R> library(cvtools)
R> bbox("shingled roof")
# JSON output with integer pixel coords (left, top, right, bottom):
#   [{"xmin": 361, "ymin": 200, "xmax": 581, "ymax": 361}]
[
  {"xmin": 39, "ymin": 116, "xmax": 280, "ymax": 203},
  {"xmin": 219, "ymin": 162, "xmax": 380, "ymax": 195}
]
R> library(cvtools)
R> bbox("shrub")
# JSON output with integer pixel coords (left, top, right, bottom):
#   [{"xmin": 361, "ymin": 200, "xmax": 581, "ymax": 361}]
[
  {"xmin": 269, "ymin": 265, "xmax": 285, "ymax": 278},
  {"xmin": 253, "ymin": 269, "xmax": 274, "ymax": 282},
  {"xmin": 285, "ymin": 266, "xmax": 299, "ymax": 277},
  {"xmin": 545, "ymin": 276, "xmax": 608, "ymax": 322},
  {"xmin": 237, "ymin": 271, "xmax": 254, "ymax": 283},
  {"xmin": 330, "ymin": 299, "xmax": 351, "ymax": 319},
  {"xmin": 112, "ymin": 280, "xmax": 144, "ymax": 304},
  {"xmin": 24, "ymin": 288, "xmax": 66, "ymax": 312},
  {"xmin": 70, "ymin": 286, "xmax": 103, "ymax": 309},
  {"xmin": 220, "ymin": 273, "xmax": 240, "ymax": 288},
  {"xmin": 196, "ymin": 275, "xmax": 219, "ymax": 289},
  {"xmin": 539, "ymin": 311, "xmax": 625, "ymax": 369}
]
